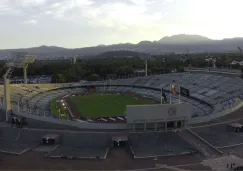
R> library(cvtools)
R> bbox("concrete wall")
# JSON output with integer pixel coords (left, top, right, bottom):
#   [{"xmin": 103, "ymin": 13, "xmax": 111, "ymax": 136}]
[
  {"xmin": 126, "ymin": 103, "xmax": 192, "ymax": 124},
  {"xmin": 0, "ymin": 101, "xmax": 242, "ymax": 130},
  {"xmin": 10, "ymin": 109, "xmax": 129, "ymax": 130},
  {"xmin": 0, "ymin": 109, "xmax": 5, "ymax": 122},
  {"xmin": 4, "ymin": 101, "xmax": 241, "ymax": 130}
]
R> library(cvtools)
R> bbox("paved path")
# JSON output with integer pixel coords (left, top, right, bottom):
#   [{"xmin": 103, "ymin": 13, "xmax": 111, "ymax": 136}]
[
  {"xmin": 178, "ymin": 129, "xmax": 222, "ymax": 157},
  {"xmin": 202, "ymin": 155, "xmax": 243, "ymax": 171}
]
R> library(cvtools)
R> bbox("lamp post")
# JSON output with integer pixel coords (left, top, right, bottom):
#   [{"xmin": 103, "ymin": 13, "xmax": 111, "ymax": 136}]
[{"xmin": 3, "ymin": 52, "xmax": 36, "ymax": 121}]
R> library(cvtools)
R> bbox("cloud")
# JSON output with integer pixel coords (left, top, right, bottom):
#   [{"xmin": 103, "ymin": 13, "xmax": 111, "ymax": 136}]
[
  {"xmin": 0, "ymin": 0, "xmax": 47, "ymax": 8},
  {"xmin": 8, "ymin": 0, "xmax": 243, "ymax": 48},
  {"xmin": 24, "ymin": 19, "xmax": 37, "ymax": 24},
  {"xmin": 21, "ymin": 0, "xmax": 47, "ymax": 6},
  {"xmin": 41, "ymin": 0, "xmax": 170, "ymax": 30},
  {"xmin": 0, "ymin": 0, "xmax": 173, "ymax": 29}
]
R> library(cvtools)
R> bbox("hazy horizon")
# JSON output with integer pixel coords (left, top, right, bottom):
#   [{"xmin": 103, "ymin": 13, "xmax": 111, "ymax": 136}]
[{"xmin": 1, "ymin": 0, "xmax": 243, "ymax": 49}]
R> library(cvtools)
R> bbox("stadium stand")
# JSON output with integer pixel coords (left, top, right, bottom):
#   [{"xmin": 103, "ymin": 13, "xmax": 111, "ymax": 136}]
[
  {"xmin": 1, "ymin": 72, "xmax": 243, "ymax": 124},
  {"xmin": 0, "ymin": 127, "xmax": 44, "ymax": 154},
  {"xmin": 47, "ymin": 132, "xmax": 110, "ymax": 159},
  {"xmin": 190, "ymin": 124, "xmax": 243, "ymax": 148},
  {"xmin": 129, "ymin": 131, "xmax": 196, "ymax": 158}
]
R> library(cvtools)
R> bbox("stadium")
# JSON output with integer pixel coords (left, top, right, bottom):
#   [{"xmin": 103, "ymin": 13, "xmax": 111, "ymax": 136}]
[{"xmin": 1, "ymin": 55, "xmax": 243, "ymax": 170}]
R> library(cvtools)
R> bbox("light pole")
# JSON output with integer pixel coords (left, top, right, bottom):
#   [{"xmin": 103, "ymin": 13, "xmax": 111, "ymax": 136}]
[
  {"xmin": 237, "ymin": 46, "xmax": 243, "ymax": 58},
  {"xmin": 187, "ymin": 49, "xmax": 192, "ymax": 68},
  {"xmin": 177, "ymin": 50, "xmax": 191, "ymax": 69},
  {"xmin": 212, "ymin": 59, "xmax": 217, "ymax": 69},
  {"xmin": 3, "ymin": 52, "xmax": 36, "ymax": 121},
  {"xmin": 140, "ymin": 54, "xmax": 153, "ymax": 77},
  {"xmin": 205, "ymin": 56, "xmax": 217, "ymax": 69},
  {"xmin": 23, "ymin": 55, "xmax": 36, "ymax": 84}
]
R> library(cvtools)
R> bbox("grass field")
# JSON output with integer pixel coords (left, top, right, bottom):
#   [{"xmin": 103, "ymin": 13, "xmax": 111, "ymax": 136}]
[{"xmin": 67, "ymin": 93, "xmax": 154, "ymax": 118}]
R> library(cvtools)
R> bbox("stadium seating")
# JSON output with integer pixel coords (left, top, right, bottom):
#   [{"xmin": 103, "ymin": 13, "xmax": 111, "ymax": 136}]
[
  {"xmin": 1, "ymin": 72, "xmax": 243, "ymax": 121},
  {"xmin": 190, "ymin": 124, "xmax": 243, "ymax": 148},
  {"xmin": 48, "ymin": 132, "xmax": 110, "ymax": 159},
  {"xmin": 0, "ymin": 127, "xmax": 110, "ymax": 158},
  {"xmin": 0, "ymin": 127, "xmax": 43, "ymax": 154},
  {"xmin": 49, "ymin": 146, "xmax": 107, "ymax": 158},
  {"xmin": 129, "ymin": 131, "xmax": 196, "ymax": 158}
]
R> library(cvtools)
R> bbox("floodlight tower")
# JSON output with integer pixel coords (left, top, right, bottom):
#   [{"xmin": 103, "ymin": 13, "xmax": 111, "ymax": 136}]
[
  {"xmin": 177, "ymin": 54, "xmax": 186, "ymax": 63},
  {"xmin": 140, "ymin": 54, "xmax": 153, "ymax": 77},
  {"xmin": 205, "ymin": 57, "xmax": 211, "ymax": 68},
  {"xmin": 205, "ymin": 54, "xmax": 216, "ymax": 69},
  {"xmin": 3, "ymin": 52, "xmax": 36, "ymax": 121},
  {"xmin": 177, "ymin": 49, "xmax": 191, "ymax": 68},
  {"xmin": 23, "ymin": 55, "xmax": 36, "ymax": 84},
  {"xmin": 237, "ymin": 46, "xmax": 243, "ymax": 54},
  {"xmin": 237, "ymin": 46, "xmax": 243, "ymax": 58},
  {"xmin": 186, "ymin": 49, "xmax": 192, "ymax": 68},
  {"xmin": 212, "ymin": 58, "xmax": 217, "ymax": 68},
  {"xmin": 72, "ymin": 56, "xmax": 77, "ymax": 64}
]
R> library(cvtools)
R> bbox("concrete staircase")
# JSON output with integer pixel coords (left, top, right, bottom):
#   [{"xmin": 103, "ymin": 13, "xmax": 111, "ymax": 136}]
[{"xmin": 178, "ymin": 129, "xmax": 223, "ymax": 158}]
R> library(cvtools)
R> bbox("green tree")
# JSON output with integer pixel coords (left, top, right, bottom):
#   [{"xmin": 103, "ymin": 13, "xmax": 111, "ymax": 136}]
[
  {"xmin": 51, "ymin": 73, "xmax": 66, "ymax": 83},
  {"xmin": 87, "ymin": 74, "xmax": 99, "ymax": 81}
]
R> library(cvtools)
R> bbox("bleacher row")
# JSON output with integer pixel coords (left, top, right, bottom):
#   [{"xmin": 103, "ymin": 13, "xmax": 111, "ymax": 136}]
[
  {"xmin": 0, "ymin": 72, "xmax": 242, "ymax": 120},
  {"xmin": 0, "ymin": 128, "xmax": 46, "ymax": 154},
  {"xmin": 129, "ymin": 131, "xmax": 197, "ymax": 158},
  {"xmin": 190, "ymin": 119, "xmax": 243, "ymax": 148},
  {"xmin": 13, "ymin": 85, "xmax": 210, "ymax": 119},
  {"xmin": 0, "ymin": 127, "xmax": 196, "ymax": 158},
  {"xmin": 98, "ymin": 73, "xmax": 243, "ymax": 115}
]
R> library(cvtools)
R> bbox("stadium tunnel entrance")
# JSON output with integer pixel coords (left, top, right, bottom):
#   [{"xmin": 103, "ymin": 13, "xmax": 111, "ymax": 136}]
[
  {"xmin": 227, "ymin": 123, "xmax": 243, "ymax": 133},
  {"xmin": 112, "ymin": 136, "xmax": 128, "ymax": 148}
]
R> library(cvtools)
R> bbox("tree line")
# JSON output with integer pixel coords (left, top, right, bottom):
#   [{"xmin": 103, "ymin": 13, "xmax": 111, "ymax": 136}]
[{"xmin": 0, "ymin": 52, "xmax": 242, "ymax": 83}]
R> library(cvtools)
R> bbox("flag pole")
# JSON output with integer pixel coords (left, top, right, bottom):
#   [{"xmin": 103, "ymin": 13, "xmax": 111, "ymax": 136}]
[
  {"xmin": 161, "ymin": 87, "xmax": 162, "ymax": 104},
  {"xmin": 109, "ymin": 79, "xmax": 111, "ymax": 92},
  {"xmin": 104, "ymin": 82, "xmax": 105, "ymax": 91},
  {"xmin": 178, "ymin": 85, "xmax": 181, "ymax": 104},
  {"xmin": 170, "ymin": 84, "xmax": 172, "ymax": 104}
]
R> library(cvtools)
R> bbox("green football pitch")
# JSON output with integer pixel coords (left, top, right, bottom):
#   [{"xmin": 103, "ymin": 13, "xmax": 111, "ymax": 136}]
[{"xmin": 67, "ymin": 93, "xmax": 155, "ymax": 118}]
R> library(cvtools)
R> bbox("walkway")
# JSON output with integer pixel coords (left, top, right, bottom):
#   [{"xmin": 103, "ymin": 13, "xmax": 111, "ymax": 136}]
[{"xmin": 178, "ymin": 129, "xmax": 222, "ymax": 158}]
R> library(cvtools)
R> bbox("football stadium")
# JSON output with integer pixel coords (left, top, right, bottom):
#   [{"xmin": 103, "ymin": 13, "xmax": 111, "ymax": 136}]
[{"xmin": 1, "ymin": 53, "xmax": 243, "ymax": 170}]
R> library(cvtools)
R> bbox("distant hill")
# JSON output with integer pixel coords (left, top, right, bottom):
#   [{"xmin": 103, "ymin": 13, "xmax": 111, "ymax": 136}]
[
  {"xmin": 158, "ymin": 34, "xmax": 212, "ymax": 44},
  {"xmin": 3, "ymin": 45, "xmax": 66, "ymax": 53},
  {"xmin": 1, "ymin": 34, "xmax": 243, "ymax": 58},
  {"xmin": 97, "ymin": 50, "xmax": 146, "ymax": 58}
]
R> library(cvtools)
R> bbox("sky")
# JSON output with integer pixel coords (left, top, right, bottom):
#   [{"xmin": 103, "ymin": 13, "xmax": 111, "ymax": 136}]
[{"xmin": 0, "ymin": 0, "xmax": 243, "ymax": 49}]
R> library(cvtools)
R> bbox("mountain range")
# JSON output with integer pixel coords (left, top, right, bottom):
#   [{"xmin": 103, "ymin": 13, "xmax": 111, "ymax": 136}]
[{"xmin": 1, "ymin": 34, "xmax": 243, "ymax": 58}]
